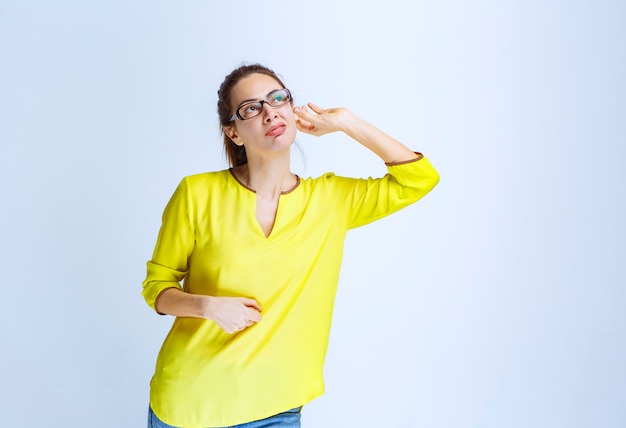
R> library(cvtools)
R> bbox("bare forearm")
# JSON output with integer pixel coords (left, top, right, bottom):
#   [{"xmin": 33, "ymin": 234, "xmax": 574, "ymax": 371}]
[
  {"xmin": 154, "ymin": 288, "xmax": 263, "ymax": 333},
  {"xmin": 155, "ymin": 287, "xmax": 209, "ymax": 318},
  {"xmin": 294, "ymin": 104, "xmax": 417, "ymax": 164},
  {"xmin": 340, "ymin": 113, "xmax": 417, "ymax": 164}
]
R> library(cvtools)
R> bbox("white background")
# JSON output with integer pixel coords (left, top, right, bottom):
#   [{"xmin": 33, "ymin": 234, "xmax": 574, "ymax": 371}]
[{"xmin": 1, "ymin": 1, "xmax": 624, "ymax": 427}]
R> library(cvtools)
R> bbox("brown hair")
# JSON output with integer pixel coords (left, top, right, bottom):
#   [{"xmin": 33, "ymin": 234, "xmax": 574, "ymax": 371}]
[{"xmin": 217, "ymin": 64, "xmax": 288, "ymax": 167}]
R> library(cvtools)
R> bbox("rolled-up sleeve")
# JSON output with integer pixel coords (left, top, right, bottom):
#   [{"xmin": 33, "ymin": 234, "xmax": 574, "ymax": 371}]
[
  {"xmin": 142, "ymin": 178, "xmax": 196, "ymax": 311},
  {"xmin": 328, "ymin": 153, "xmax": 439, "ymax": 229}
]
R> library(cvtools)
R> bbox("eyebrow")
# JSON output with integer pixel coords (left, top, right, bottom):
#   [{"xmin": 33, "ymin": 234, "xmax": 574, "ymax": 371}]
[{"xmin": 236, "ymin": 88, "xmax": 283, "ymax": 108}]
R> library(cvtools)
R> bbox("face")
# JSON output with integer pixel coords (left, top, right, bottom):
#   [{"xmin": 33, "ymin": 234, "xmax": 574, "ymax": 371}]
[{"xmin": 224, "ymin": 73, "xmax": 297, "ymax": 159}]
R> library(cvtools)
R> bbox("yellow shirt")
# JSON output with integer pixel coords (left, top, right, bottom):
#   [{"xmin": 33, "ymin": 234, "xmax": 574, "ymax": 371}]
[{"xmin": 142, "ymin": 155, "xmax": 438, "ymax": 427}]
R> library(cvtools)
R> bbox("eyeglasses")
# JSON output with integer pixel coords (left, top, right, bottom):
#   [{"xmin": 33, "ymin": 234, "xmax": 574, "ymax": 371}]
[{"xmin": 229, "ymin": 88, "xmax": 292, "ymax": 122}]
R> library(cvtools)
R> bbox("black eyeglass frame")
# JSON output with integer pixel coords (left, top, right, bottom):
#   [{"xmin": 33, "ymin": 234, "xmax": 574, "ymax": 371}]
[{"xmin": 229, "ymin": 88, "xmax": 292, "ymax": 122}]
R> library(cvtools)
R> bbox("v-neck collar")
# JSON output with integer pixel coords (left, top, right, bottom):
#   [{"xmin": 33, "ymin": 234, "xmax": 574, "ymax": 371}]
[{"xmin": 228, "ymin": 168, "xmax": 301, "ymax": 195}]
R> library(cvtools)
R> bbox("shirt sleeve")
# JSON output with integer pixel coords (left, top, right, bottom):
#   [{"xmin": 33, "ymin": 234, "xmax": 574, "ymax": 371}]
[
  {"xmin": 142, "ymin": 177, "xmax": 196, "ymax": 311},
  {"xmin": 326, "ymin": 153, "xmax": 439, "ymax": 229}
]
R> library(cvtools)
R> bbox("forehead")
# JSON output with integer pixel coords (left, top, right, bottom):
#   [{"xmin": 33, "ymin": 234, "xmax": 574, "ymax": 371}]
[{"xmin": 231, "ymin": 73, "xmax": 282, "ymax": 105}]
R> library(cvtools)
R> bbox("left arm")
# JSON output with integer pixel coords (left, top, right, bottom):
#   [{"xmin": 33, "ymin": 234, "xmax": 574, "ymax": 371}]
[
  {"xmin": 295, "ymin": 102, "xmax": 438, "ymax": 229},
  {"xmin": 294, "ymin": 103, "xmax": 417, "ymax": 163}
]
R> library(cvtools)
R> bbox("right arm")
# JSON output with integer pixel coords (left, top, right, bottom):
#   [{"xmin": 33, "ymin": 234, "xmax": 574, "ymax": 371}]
[
  {"xmin": 143, "ymin": 178, "xmax": 261, "ymax": 334},
  {"xmin": 155, "ymin": 288, "xmax": 262, "ymax": 334}
]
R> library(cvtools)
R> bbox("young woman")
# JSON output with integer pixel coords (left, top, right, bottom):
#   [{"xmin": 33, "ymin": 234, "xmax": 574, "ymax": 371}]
[{"xmin": 143, "ymin": 64, "xmax": 439, "ymax": 428}]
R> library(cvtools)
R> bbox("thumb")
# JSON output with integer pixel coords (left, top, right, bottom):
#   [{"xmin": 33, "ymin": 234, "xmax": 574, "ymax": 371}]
[{"xmin": 241, "ymin": 298, "xmax": 262, "ymax": 312}]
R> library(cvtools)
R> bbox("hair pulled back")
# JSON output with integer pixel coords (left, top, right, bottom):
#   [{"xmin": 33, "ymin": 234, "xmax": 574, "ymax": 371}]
[{"xmin": 217, "ymin": 64, "xmax": 288, "ymax": 167}]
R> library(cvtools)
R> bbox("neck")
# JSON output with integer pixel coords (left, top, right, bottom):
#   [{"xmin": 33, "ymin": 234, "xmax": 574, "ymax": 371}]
[{"xmin": 238, "ymin": 153, "xmax": 295, "ymax": 198}]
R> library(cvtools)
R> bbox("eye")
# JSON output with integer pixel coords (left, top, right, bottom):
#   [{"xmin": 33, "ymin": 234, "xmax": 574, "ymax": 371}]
[
  {"xmin": 240, "ymin": 102, "xmax": 262, "ymax": 118},
  {"xmin": 243, "ymin": 104, "xmax": 259, "ymax": 114},
  {"xmin": 269, "ymin": 89, "xmax": 290, "ymax": 104}
]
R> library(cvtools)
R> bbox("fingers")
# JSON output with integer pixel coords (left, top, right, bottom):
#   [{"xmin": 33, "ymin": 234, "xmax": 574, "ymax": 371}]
[
  {"xmin": 307, "ymin": 102, "xmax": 325, "ymax": 114},
  {"xmin": 247, "ymin": 307, "xmax": 262, "ymax": 322},
  {"xmin": 230, "ymin": 324, "xmax": 247, "ymax": 333},
  {"xmin": 228, "ymin": 311, "xmax": 260, "ymax": 334},
  {"xmin": 241, "ymin": 297, "xmax": 262, "ymax": 312},
  {"xmin": 233, "ymin": 299, "xmax": 262, "ymax": 332},
  {"xmin": 294, "ymin": 105, "xmax": 319, "ymax": 135},
  {"xmin": 224, "ymin": 313, "xmax": 259, "ymax": 334},
  {"xmin": 211, "ymin": 296, "xmax": 264, "ymax": 334},
  {"xmin": 293, "ymin": 105, "xmax": 315, "ymax": 121},
  {"xmin": 295, "ymin": 117, "xmax": 315, "ymax": 133}
]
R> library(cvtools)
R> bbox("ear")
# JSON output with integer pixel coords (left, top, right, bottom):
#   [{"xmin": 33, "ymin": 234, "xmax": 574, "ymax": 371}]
[{"xmin": 224, "ymin": 124, "xmax": 244, "ymax": 146}]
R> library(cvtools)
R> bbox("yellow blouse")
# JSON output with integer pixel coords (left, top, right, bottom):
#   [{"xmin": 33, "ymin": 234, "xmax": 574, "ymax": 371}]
[{"xmin": 142, "ymin": 155, "xmax": 439, "ymax": 427}]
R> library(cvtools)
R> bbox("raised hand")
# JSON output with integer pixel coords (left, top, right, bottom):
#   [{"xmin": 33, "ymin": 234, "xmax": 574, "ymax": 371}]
[
  {"xmin": 294, "ymin": 101, "xmax": 417, "ymax": 164},
  {"xmin": 293, "ymin": 102, "xmax": 351, "ymax": 137}
]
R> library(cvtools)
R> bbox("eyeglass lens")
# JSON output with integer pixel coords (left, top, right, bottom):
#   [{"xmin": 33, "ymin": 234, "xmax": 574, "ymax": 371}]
[{"xmin": 237, "ymin": 89, "xmax": 291, "ymax": 120}]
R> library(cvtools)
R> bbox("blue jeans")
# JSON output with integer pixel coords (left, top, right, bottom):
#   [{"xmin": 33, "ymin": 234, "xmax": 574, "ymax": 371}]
[{"xmin": 148, "ymin": 405, "xmax": 302, "ymax": 428}]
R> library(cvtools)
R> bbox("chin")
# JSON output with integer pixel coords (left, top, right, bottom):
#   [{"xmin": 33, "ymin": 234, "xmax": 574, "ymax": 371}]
[{"xmin": 275, "ymin": 129, "xmax": 297, "ymax": 147}]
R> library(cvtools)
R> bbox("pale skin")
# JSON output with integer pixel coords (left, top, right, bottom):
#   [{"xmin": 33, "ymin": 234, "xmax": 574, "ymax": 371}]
[{"xmin": 156, "ymin": 73, "xmax": 418, "ymax": 334}]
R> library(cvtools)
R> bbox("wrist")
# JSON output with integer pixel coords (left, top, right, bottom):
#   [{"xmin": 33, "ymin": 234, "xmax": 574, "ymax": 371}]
[
  {"xmin": 200, "ymin": 295, "xmax": 216, "ymax": 319},
  {"xmin": 337, "ymin": 109, "xmax": 359, "ymax": 135}
]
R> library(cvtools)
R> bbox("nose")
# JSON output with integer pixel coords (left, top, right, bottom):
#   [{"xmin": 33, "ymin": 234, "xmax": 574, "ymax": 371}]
[{"xmin": 262, "ymin": 102, "xmax": 279, "ymax": 122}]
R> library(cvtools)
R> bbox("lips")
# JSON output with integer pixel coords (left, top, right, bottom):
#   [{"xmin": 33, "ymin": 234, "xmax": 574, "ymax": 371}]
[{"xmin": 265, "ymin": 123, "xmax": 286, "ymax": 137}]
